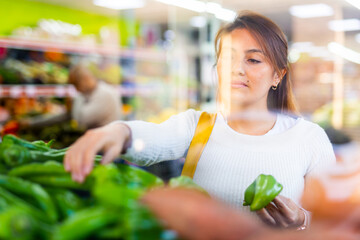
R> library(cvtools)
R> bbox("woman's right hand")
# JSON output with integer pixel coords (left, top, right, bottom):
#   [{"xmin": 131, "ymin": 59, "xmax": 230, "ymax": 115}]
[{"xmin": 64, "ymin": 123, "xmax": 131, "ymax": 183}]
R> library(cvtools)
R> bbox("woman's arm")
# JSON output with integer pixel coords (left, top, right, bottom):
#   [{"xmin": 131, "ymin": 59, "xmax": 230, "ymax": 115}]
[{"xmin": 64, "ymin": 109, "xmax": 200, "ymax": 182}]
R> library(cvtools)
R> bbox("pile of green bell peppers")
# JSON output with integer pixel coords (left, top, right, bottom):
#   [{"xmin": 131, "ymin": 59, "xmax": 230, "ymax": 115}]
[{"xmin": 0, "ymin": 134, "xmax": 190, "ymax": 240}]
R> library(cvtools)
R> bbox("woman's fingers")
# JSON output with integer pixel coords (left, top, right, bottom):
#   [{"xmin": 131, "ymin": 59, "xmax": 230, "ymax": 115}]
[
  {"xmin": 101, "ymin": 144, "xmax": 122, "ymax": 165},
  {"xmin": 272, "ymin": 196, "xmax": 292, "ymax": 215},
  {"xmin": 272, "ymin": 196, "xmax": 305, "ymax": 227},
  {"xmin": 64, "ymin": 123, "xmax": 130, "ymax": 182},
  {"xmin": 256, "ymin": 208, "xmax": 276, "ymax": 226}
]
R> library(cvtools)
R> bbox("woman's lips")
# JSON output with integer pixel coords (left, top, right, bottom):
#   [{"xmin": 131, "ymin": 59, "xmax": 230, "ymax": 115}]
[{"xmin": 231, "ymin": 81, "xmax": 248, "ymax": 88}]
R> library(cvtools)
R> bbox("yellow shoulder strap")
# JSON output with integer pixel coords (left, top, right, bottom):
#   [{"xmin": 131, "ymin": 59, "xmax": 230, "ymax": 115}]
[{"xmin": 181, "ymin": 112, "xmax": 217, "ymax": 178}]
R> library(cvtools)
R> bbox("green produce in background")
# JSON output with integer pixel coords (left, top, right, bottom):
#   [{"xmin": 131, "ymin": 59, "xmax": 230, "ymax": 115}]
[
  {"xmin": 169, "ymin": 176, "xmax": 209, "ymax": 196},
  {"xmin": 243, "ymin": 174, "xmax": 283, "ymax": 211}
]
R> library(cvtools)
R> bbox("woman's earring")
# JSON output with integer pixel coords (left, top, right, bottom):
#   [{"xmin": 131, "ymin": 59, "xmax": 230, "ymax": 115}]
[{"xmin": 272, "ymin": 85, "xmax": 277, "ymax": 90}]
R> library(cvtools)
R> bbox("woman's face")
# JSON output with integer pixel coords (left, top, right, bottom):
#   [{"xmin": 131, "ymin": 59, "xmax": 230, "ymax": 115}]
[{"xmin": 217, "ymin": 29, "xmax": 281, "ymax": 110}]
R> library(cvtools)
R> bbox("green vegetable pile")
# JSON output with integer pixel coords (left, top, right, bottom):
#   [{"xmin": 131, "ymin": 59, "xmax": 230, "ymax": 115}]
[
  {"xmin": 0, "ymin": 134, "xmax": 202, "ymax": 240},
  {"xmin": 243, "ymin": 174, "xmax": 283, "ymax": 211}
]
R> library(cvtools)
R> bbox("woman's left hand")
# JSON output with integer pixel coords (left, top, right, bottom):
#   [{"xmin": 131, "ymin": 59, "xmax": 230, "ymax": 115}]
[{"xmin": 256, "ymin": 195, "xmax": 305, "ymax": 228}]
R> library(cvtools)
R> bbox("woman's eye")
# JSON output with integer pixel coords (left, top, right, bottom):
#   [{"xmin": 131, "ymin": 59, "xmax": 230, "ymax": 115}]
[{"xmin": 248, "ymin": 59, "xmax": 261, "ymax": 64}]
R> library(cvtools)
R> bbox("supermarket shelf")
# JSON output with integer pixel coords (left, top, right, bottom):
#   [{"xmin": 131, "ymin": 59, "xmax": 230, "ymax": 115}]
[
  {"xmin": 0, "ymin": 37, "xmax": 167, "ymax": 61},
  {"xmin": 0, "ymin": 84, "xmax": 159, "ymax": 98}
]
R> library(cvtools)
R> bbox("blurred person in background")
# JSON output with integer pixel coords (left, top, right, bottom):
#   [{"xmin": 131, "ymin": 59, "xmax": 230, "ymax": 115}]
[
  {"xmin": 20, "ymin": 63, "xmax": 122, "ymax": 130},
  {"xmin": 68, "ymin": 63, "xmax": 122, "ymax": 129},
  {"xmin": 64, "ymin": 11, "xmax": 335, "ymax": 230}
]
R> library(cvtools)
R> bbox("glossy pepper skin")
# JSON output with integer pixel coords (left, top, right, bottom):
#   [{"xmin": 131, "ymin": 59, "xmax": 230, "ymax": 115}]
[
  {"xmin": 0, "ymin": 175, "xmax": 58, "ymax": 222},
  {"xmin": 243, "ymin": 174, "xmax": 283, "ymax": 211}
]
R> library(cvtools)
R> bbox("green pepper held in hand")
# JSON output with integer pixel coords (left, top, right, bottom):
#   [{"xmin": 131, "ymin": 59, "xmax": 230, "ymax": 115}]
[{"xmin": 243, "ymin": 174, "xmax": 283, "ymax": 211}]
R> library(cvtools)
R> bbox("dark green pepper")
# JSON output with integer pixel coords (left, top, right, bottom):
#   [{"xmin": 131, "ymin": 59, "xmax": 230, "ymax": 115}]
[
  {"xmin": 0, "ymin": 135, "xmax": 102, "ymax": 167},
  {"xmin": 0, "ymin": 187, "xmax": 51, "ymax": 223},
  {"xmin": 243, "ymin": 174, "xmax": 283, "ymax": 211},
  {"xmin": 0, "ymin": 175, "xmax": 58, "ymax": 222},
  {"xmin": 124, "ymin": 202, "xmax": 163, "ymax": 240},
  {"xmin": 2, "ymin": 134, "xmax": 51, "ymax": 152},
  {"xmin": 26, "ymin": 175, "xmax": 93, "ymax": 191},
  {"xmin": 8, "ymin": 161, "xmax": 67, "ymax": 178},
  {"xmin": 32, "ymin": 139, "xmax": 55, "ymax": 149},
  {"xmin": 46, "ymin": 188, "xmax": 84, "ymax": 220},
  {"xmin": 0, "ymin": 207, "xmax": 37, "ymax": 240},
  {"xmin": 117, "ymin": 164, "xmax": 164, "ymax": 188},
  {"xmin": 52, "ymin": 206, "xmax": 119, "ymax": 240}
]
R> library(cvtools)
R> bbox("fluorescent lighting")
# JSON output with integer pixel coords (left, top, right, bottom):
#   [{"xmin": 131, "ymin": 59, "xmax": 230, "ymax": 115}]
[
  {"xmin": 291, "ymin": 41, "xmax": 314, "ymax": 52},
  {"xmin": 288, "ymin": 49, "xmax": 301, "ymax": 63},
  {"xmin": 213, "ymin": 8, "xmax": 236, "ymax": 22},
  {"xmin": 345, "ymin": 0, "xmax": 360, "ymax": 10},
  {"xmin": 289, "ymin": 4, "xmax": 334, "ymax": 18},
  {"xmin": 328, "ymin": 19, "xmax": 360, "ymax": 32},
  {"xmin": 93, "ymin": 0, "xmax": 145, "ymax": 10},
  {"xmin": 156, "ymin": 0, "xmax": 206, "ymax": 12},
  {"xmin": 328, "ymin": 42, "xmax": 360, "ymax": 64},
  {"xmin": 205, "ymin": 2, "xmax": 221, "ymax": 14},
  {"xmin": 190, "ymin": 16, "xmax": 207, "ymax": 28},
  {"xmin": 356, "ymin": 33, "xmax": 360, "ymax": 43},
  {"xmin": 156, "ymin": 0, "xmax": 236, "ymax": 22}
]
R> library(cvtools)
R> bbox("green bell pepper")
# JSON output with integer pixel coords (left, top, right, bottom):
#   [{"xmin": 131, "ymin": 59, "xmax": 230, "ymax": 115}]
[
  {"xmin": 243, "ymin": 174, "xmax": 283, "ymax": 211},
  {"xmin": 26, "ymin": 175, "xmax": 93, "ymax": 191},
  {"xmin": 52, "ymin": 206, "xmax": 119, "ymax": 240},
  {"xmin": 8, "ymin": 161, "xmax": 67, "ymax": 178},
  {"xmin": 0, "ymin": 175, "xmax": 58, "ymax": 222},
  {"xmin": 46, "ymin": 188, "xmax": 85, "ymax": 220},
  {"xmin": 0, "ymin": 187, "xmax": 51, "ymax": 223}
]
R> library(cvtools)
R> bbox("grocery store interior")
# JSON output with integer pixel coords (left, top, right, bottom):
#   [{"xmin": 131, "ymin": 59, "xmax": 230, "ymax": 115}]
[{"xmin": 1, "ymin": 0, "xmax": 360, "ymax": 239}]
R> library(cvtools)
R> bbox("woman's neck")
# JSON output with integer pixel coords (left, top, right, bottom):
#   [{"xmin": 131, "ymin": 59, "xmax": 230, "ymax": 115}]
[{"xmin": 225, "ymin": 104, "xmax": 277, "ymax": 136}]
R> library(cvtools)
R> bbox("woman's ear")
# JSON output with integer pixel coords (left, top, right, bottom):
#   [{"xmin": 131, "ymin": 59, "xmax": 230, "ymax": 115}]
[{"xmin": 273, "ymin": 69, "xmax": 286, "ymax": 85}]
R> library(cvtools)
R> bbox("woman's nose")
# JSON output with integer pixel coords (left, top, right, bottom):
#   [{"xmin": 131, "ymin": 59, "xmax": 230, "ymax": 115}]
[{"xmin": 231, "ymin": 59, "xmax": 245, "ymax": 76}]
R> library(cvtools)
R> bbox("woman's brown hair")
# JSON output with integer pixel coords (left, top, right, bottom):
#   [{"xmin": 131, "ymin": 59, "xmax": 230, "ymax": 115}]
[{"xmin": 215, "ymin": 11, "xmax": 298, "ymax": 114}]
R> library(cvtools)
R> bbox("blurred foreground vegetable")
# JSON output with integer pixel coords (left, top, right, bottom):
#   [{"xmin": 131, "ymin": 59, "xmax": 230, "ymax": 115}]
[{"xmin": 0, "ymin": 134, "xmax": 203, "ymax": 239}]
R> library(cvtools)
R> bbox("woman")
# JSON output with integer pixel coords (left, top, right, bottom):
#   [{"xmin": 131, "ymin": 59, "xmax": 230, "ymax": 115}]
[{"xmin": 64, "ymin": 11, "xmax": 335, "ymax": 229}]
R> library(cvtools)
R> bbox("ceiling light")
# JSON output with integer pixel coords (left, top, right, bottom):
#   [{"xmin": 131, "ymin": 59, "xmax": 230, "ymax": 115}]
[
  {"xmin": 156, "ymin": 0, "xmax": 206, "ymax": 12},
  {"xmin": 345, "ymin": 0, "xmax": 360, "ymax": 10},
  {"xmin": 328, "ymin": 19, "xmax": 360, "ymax": 32},
  {"xmin": 328, "ymin": 42, "xmax": 360, "ymax": 64},
  {"xmin": 212, "ymin": 7, "xmax": 236, "ymax": 22},
  {"xmin": 156, "ymin": 0, "xmax": 236, "ymax": 22},
  {"xmin": 205, "ymin": 2, "xmax": 221, "ymax": 14},
  {"xmin": 190, "ymin": 16, "xmax": 207, "ymax": 28},
  {"xmin": 289, "ymin": 4, "xmax": 334, "ymax": 18},
  {"xmin": 290, "ymin": 41, "xmax": 314, "ymax": 52},
  {"xmin": 93, "ymin": 0, "xmax": 145, "ymax": 10}
]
